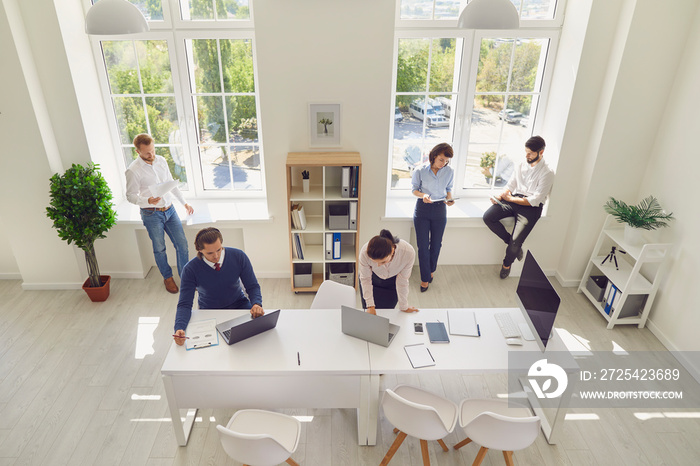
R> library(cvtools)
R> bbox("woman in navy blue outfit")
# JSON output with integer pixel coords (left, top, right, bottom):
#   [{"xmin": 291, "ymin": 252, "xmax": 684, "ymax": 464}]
[{"xmin": 411, "ymin": 143, "xmax": 455, "ymax": 292}]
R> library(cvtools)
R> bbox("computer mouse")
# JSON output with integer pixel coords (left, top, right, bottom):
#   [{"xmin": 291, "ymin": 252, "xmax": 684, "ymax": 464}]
[{"xmin": 506, "ymin": 338, "xmax": 523, "ymax": 346}]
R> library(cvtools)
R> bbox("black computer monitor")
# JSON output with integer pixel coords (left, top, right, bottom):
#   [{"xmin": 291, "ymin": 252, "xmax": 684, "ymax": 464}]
[{"xmin": 516, "ymin": 251, "xmax": 561, "ymax": 352}]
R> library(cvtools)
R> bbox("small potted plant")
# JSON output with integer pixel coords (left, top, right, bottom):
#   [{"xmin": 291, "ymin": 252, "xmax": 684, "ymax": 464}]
[
  {"xmin": 480, "ymin": 151, "xmax": 497, "ymax": 181},
  {"xmin": 46, "ymin": 162, "xmax": 117, "ymax": 301},
  {"xmin": 301, "ymin": 170, "xmax": 310, "ymax": 193},
  {"xmin": 603, "ymin": 195, "xmax": 674, "ymax": 245}
]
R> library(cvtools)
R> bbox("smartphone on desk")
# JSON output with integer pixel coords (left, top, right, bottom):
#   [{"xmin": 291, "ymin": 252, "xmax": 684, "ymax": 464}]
[{"xmin": 414, "ymin": 322, "xmax": 424, "ymax": 335}]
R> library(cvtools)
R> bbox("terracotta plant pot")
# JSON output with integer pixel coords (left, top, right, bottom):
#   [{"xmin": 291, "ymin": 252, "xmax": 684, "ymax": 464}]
[{"xmin": 82, "ymin": 275, "xmax": 111, "ymax": 302}]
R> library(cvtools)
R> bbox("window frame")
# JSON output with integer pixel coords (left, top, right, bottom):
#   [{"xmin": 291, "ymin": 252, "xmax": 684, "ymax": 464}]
[
  {"xmin": 388, "ymin": 0, "xmax": 564, "ymax": 201},
  {"xmin": 88, "ymin": 0, "xmax": 265, "ymax": 200}
]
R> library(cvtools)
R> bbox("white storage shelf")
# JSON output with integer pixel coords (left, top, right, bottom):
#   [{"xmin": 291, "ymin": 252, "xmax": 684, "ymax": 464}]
[
  {"xmin": 577, "ymin": 215, "xmax": 671, "ymax": 329},
  {"xmin": 287, "ymin": 152, "xmax": 362, "ymax": 292}
]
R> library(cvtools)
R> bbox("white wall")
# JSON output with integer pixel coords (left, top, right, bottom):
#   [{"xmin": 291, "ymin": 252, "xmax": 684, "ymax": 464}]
[
  {"xmin": 636, "ymin": 3, "xmax": 700, "ymax": 354},
  {"xmin": 0, "ymin": 0, "xmax": 83, "ymax": 288}
]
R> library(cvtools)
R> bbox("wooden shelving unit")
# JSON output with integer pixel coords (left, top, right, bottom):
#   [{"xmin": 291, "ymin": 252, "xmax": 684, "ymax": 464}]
[
  {"xmin": 286, "ymin": 152, "xmax": 362, "ymax": 292},
  {"xmin": 577, "ymin": 215, "xmax": 671, "ymax": 329}
]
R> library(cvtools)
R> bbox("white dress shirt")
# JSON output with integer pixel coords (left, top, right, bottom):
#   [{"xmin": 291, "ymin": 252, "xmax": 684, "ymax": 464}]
[
  {"xmin": 506, "ymin": 158, "xmax": 555, "ymax": 208},
  {"xmin": 125, "ymin": 155, "xmax": 187, "ymax": 208},
  {"xmin": 202, "ymin": 248, "xmax": 225, "ymax": 269},
  {"xmin": 359, "ymin": 239, "xmax": 415, "ymax": 311}
]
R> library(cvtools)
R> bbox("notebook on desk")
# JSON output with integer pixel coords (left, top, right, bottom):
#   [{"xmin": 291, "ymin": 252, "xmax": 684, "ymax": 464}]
[
  {"xmin": 341, "ymin": 305, "xmax": 400, "ymax": 347},
  {"xmin": 215, "ymin": 309, "xmax": 280, "ymax": 345}
]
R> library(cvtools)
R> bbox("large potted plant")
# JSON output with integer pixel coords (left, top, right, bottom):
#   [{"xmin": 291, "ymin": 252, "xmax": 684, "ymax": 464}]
[
  {"xmin": 603, "ymin": 195, "xmax": 674, "ymax": 245},
  {"xmin": 46, "ymin": 162, "xmax": 117, "ymax": 301}
]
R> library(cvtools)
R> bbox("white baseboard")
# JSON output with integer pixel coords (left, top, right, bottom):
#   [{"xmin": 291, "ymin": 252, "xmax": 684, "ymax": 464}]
[
  {"xmin": 554, "ymin": 271, "xmax": 580, "ymax": 287},
  {"xmin": 106, "ymin": 272, "xmax": 148, "ymax": 279},
  {"xmin": 21, "ymin": 282, "xmax": 83, "ymax": 290},
  {"xmin": 255, "ymin": 271, "xmax": 290, "ymax": 279},
  {"xmin": 646, "ymin": 319, "xmax": 700, "ymax": 385}
]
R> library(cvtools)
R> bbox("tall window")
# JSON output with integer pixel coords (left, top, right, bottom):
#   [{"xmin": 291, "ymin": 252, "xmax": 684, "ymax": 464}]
[
  {"xmin": 91, "ymin": 0, "xmax": 263, "ymax": 197},
  {"xmin": 390, "ymin": 0, "xmax": 562, "ymax": 195}
]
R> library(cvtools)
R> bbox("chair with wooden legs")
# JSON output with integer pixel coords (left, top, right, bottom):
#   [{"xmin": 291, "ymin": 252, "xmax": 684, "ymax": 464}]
[
  {"xmin": 379, "ymin": 384, "xmax": 458, "ymax": 466},
  {"xmin": 216, "ymin": 409, "xmax": 301, "ymax": 466},
  {"xmin": 454, "ymin": 398, "xmax": 540, "ymax": 466}
]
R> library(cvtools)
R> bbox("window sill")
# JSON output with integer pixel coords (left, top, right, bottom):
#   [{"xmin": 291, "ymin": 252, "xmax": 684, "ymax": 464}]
[
  {"xmin": 383, "ymin": 197, "xmax": 494, "ymax": 225},
  {"xmin": 115, "ymin": 198, "xmax": 272, "ymax": 226}
]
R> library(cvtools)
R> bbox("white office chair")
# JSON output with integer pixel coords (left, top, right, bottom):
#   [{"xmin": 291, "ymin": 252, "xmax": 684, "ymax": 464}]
[
  {"xmin": 216, "ymin": 409, "xmax": 301, "ymax": 466},
  {"xmin": 454, "ymin": 398, "xmax": 540, "ymax": 466},
  {"xmin": 310, "ymin": 279, "xmax": 356, "ymax": 309},
  {"xmin": 380, "ymin": 384, "xmax": 458, "ymax": 466}
]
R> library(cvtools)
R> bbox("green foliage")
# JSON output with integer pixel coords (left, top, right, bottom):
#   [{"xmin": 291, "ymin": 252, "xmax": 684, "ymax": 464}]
[
  {"xmin": 480, "ymin": 151, "xmax": 497, "ymax": 169},
  {"xmin": 604, "ymin": 196, "xmax": 675, "ymax": 230},
  {"xmin": 476, "ymin": 39, "xmax": 541, "ymax": 113},
  {"xmin": 46, "ymin": 163, "xmax": 117, "ymax": 287},
  {"xmin": 396, "ymin": 38, "xmax": 457, "ymax": 109}
]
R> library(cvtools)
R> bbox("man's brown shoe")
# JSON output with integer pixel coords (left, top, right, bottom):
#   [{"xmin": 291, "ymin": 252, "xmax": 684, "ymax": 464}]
[{"xmin": 164, "ymin": 277, "xmax": 179, "ymax": 294}]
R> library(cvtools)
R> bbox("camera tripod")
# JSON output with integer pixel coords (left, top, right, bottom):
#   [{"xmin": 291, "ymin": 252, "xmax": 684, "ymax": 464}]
[{"xmin": 601, "ymin": 246, "xmax": 626, "ymax": 270}]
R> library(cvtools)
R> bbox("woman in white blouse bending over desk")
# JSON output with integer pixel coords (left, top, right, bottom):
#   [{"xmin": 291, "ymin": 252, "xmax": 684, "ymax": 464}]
[{"xmin": 359, "ymin": 229, "xmax": 419, "ymax": 315}]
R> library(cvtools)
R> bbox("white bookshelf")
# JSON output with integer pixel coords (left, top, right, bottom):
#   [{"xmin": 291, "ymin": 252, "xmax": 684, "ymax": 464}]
[
  {"xmin": 577, "ymin": 215, "xmax": 671, "ymax": 329},
  {"xmin": 286, "ymin": 152, "xmax": 362, "ymax": 292}
]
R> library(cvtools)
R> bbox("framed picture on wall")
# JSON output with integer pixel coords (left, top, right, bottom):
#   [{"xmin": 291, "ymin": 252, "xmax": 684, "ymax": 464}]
[{"xmin": 309, "ymin": 103, "xmax": 341, "ymax": 147}]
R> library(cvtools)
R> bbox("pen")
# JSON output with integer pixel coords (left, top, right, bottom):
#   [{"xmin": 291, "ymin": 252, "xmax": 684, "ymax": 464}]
[
  {"xmin": 427, "ymin": 348, "xmax": 435, "ymax": 362},
  {"xmin": 297, "ymin": 352, "xmax": 300, "ymax": 366},
  {"xmin": 172, "ymin": 334, "xmax": 190, "ymax": 339},
  {"xmin": 477, "ymin": 324, "xmax": 481, "ymax": 337}
]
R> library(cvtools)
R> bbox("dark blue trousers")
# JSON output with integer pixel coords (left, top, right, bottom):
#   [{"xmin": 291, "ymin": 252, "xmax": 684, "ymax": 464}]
[{"xmin": 413, "ymin": 200, "xmax": 447, "ymax": 283}]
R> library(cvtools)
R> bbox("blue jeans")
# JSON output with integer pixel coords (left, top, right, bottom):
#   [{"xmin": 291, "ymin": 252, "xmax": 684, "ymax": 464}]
[
  {"xmin": 140, "ymin": 206, "xmax": 189, "ymax": 279},
  {"xmin": 483, "ymin": 200, "xmax": 542, "ymax": 267},
  {"xmin": 413, "ymin": 200, "xmax": 447, "ymax": 283}
]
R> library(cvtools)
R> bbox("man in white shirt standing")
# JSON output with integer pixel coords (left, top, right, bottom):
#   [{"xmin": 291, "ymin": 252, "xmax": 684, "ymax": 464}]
[
  {"xmin": 483, "ymin": 135, "xmax": 554, "ymax": 279},
  {"xmin": 125, "ymin": 134, "xmax": 194, "ymax": 293}
]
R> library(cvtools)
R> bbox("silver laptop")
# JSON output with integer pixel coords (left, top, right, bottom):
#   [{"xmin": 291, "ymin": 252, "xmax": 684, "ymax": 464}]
[
  {"xmin": 215, "ymin": 309, "xmax": 280, "ymax": 345},
  {"xmin": 341, "ymin": 305, "xmax": 400, "ymax": 347}
]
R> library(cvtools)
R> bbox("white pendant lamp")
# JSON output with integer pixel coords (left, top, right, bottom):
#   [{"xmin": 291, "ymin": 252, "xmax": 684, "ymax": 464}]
[
  {"xmin": 85, "ymin": 0, "xmax": 150, "ymax": 35},
  {"xmin": 458, "ymin": 0, "xmax": 520, "ymax": 29}
]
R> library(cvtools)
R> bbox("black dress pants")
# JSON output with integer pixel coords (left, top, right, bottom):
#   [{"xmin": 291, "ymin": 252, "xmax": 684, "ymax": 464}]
[{"xmin": 359, "ymin": 273, "xmax": 398, "ymax": 310}]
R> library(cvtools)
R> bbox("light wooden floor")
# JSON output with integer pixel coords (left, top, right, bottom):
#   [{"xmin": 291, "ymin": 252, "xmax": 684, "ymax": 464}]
[{"xmin": 0, "ymin": 265, "xmax": 699, "ymax": 466}]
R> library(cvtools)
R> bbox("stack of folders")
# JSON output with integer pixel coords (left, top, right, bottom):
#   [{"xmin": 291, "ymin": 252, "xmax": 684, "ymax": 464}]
[
  {"xmin": 291, "ymin": 233, "xmax": 306, "ymax": 260},
  {"xmin": 603, "ymin": 280, "xmax": 619, "ymax": 315},
  {"xmin": 290, "ymin": 203, "xmax": 307, "ymax": 230},
  {"xmin": 325, "ymin": 232, "xmax": 341, "ymax": 260},
  {"xmin": 341, "ymin": 166, "xmax": 360, "ymax": 198}
]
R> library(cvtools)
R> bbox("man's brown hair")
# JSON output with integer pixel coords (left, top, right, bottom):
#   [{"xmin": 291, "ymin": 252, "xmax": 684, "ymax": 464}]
[
  {"xmin": 194, "ymin": 228, "xmax": 223, "ymax": 258},
  {"xmin": 133, "ymin": 133, "xmax": 154, "ymax": 149}
]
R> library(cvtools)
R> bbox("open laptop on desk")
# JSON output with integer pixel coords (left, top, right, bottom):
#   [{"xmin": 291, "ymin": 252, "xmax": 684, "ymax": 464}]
[
  {"xmin": 341, "ymin": 305, "xmax": 400, "ymax": 347},
  {"xmin": 215, "ymin": 309, "xmax": 281, "ymax": 345}
]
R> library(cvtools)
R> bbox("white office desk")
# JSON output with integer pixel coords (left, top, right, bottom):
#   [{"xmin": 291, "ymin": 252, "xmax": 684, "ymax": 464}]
[
  {"xmin": 162, "ymin": 307, "xmax": 571, "ymax": 447},
  {"xmin": 161, "ymin": 309, "xmax": 372, "ymax": 446},
  {"xmin": 369, "ymin": 308, "xmax": 570, "ymax": 445}
]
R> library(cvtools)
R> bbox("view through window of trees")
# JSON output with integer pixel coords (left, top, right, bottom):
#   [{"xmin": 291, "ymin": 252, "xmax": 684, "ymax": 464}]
[
  {"xmin": 93, "ymin": 0, "xmax": 261, "ymax": 196},
  {"xmin": 391, "ymin": 0, "xmax": 560, "ymax": 194},
  {"xmin": 398, "ymin": 0, "xmax": 557, "ymax": 21}
]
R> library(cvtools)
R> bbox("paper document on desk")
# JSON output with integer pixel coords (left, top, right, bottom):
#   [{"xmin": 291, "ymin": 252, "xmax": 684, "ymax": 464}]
[
  {"xmin": 185, "ymin": 318, "xmax": 219, "ymax": 350},
  {"xmin": 149, "ymin": 180, "xmax": 179, "ymax": 198},
  {"xmin": 447, "ymin": 310, "xmax": 479, "ymax": 336},
  {"xmin": 404, "ymin": 344, "xmax": 435, "ymax": 368}
]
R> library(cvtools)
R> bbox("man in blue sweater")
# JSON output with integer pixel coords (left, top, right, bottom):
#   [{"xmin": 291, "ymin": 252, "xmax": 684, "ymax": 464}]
[{"xmin": 173, "ymin": 227, "xmax": 264, "ymax": 345}]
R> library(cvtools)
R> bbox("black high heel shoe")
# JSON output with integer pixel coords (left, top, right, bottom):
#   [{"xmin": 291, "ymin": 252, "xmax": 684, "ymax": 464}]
[{"xmin": 420, "ymin": 283, "xmax": 429, "ymax": 292}]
